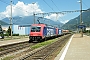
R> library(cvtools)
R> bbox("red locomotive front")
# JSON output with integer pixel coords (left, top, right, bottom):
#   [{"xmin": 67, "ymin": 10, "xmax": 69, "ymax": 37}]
[{"xmin": 29, "ymin": 24, "xmax": 46, "ymax": 42}]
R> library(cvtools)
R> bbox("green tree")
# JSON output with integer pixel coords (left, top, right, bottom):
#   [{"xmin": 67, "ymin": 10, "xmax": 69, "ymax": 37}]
[{"xmin": 7, "ymin": 26, "xmax": 11, "ymax": 36}]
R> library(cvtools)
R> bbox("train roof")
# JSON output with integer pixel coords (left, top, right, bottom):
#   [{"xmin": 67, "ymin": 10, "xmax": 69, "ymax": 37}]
[
  {"xmin": 31, "ymin": 24, "xmax": 61, "ymax": 29},
  {"xmin": 31, "ymin": 24, "xmax": 46, "ymax": 27}
]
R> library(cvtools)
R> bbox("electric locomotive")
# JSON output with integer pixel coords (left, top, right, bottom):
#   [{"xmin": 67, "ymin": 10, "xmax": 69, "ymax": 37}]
[{"xmin": 29, "ymin": 24, "xmax": 62, "ymax": 42}]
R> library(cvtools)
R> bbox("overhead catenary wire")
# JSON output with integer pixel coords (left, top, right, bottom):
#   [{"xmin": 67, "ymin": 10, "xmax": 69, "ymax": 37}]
[
  {"xmin": 0, "ymin": 0, "xmax": 90, "ymax": 15},
  {"xmin": 1, "ymin": 0, "xmax": 90, "ymax": 22},
  {"xmin": 43, "ymin": 0, "xmax": 55, "ymax": 12},
  {"xmin": 82, "ymin": 1, "xmax": 89, "ymax": 9},
  {"xmin": 50, "ymin": 0, "xmax": 60, "ymax": 11},
  {"xmin": 50, "ymin": 0, "xmax": 65, "ymax": 21}
]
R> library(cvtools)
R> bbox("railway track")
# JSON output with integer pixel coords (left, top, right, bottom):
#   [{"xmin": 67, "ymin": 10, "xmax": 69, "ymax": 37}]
[
  {"xmin": 0, "ymin": 41, "xmax": 36, "ymax": 58},
  {"xmin": 18, "ymin": 34, "xmax": 72, "ymax": 60}
]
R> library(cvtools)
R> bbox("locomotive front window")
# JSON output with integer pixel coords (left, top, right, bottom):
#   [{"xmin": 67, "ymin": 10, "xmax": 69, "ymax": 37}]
[{"xmin": 31, "ymin": 26, "xmax": 41, "ymax": 32}]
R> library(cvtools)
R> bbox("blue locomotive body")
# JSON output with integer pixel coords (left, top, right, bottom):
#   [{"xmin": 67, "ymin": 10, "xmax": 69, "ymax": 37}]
[{"xmin": 43, "ymin": 26, "xmax": 56, "ymax": 37}]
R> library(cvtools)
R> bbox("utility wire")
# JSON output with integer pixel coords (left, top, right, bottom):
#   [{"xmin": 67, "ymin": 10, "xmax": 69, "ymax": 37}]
[
  {"xmin": 50, "ymin": 0, "xmax": 65, "ymax": 21},
  {"xmin": 82, "ymin": 1, "xmax": 89, "ymax": 9},
  {"xmin": 50, "ymin": 0, "xmax": 60, "ymax": 11},
  {"xmin": 43, "ymin": 0, "xmax": 55, "ymax": 12}
]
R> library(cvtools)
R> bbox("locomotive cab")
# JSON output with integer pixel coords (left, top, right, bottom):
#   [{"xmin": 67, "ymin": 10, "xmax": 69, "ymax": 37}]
[{"xmin": 29, "ymin": 24, "xmax": 45, "ymax": 42}]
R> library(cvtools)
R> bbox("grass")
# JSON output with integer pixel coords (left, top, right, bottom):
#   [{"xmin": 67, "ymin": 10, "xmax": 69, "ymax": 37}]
[
  {"xmin": 31, "ymin": 38, "xmax": 58, "ymax": 49},
  {"xmin": 0, "ymin": 48, "xmax": 4, "ymax": 51},
  {"xmin": 0, "ymin": 36, "xmax": 29, "ymax": 41},
  {"xmin": 1, "ymin": 56, "xmax": 14, "ymax": 60}
]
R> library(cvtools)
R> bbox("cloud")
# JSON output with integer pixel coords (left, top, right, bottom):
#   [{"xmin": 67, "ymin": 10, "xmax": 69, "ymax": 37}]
[
  {"xmin": 0, "ymin": 1, "xmax": 43, "ymax": 19},
  {"xmin": 0, "ymin": 1, "xmax": 68, "ymax": 23},
  {"xmin": 60, "ymin": 20, "xmax": 69, "ymax": 24},
  {"xmin": 45, "ymin": 14, "xmax": 64, "ymax": 21}
]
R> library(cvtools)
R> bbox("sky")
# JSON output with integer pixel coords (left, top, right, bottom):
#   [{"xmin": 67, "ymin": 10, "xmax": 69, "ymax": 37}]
[{"xmin": 0, "ymin": 0, "xmax": 90, "ymax": 24}]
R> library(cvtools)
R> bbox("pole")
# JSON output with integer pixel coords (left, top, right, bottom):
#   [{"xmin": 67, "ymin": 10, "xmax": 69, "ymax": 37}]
[
  {"xmin": 34, "ymin": 13, "xmax": 35, "ymax": 24},
  {"xmin": 76, "ymin": 19, "xmax": 78, "ymax": 33},
  {"xmin": 32, "ymin": 3, "xmax": 35, "ymax": 24},
  {"xmin": 56, "ymin": 13, "xmax": 58, "ymax": 21},
  {"xmin": 10, "ymin": 0, "xmax": 12, "ymax": 39},
  {"xmin": 80, "ymin": 0, "xmax": 83, "ymax": 37}
]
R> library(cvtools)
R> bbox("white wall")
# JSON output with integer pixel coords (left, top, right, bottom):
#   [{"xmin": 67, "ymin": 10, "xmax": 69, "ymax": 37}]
[
  {"xmin": 86, "ymin": 27, "xmax": 90, "ymax": 30},
  {"xmin": 13, "ymin": 25, "xmax": 25, "ymax": 35}
]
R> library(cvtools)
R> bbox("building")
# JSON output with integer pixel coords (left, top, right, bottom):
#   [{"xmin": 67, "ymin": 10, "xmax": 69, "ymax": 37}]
[
  {"xmin": 13, "ymin": 25, "xmax": 31, "ymax": 35},
  {"xmin": 2, "ymin": 25, "xmax": 31, "ymax": 35}
]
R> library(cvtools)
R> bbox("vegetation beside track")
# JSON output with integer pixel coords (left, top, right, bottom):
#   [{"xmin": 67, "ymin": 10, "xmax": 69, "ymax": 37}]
[
  {"xmin": 31, "ymin": 38, "xmax": 58, "ymax": 49},
  {"xmin": 1, "ymin": 56, "xmax": 14, "ymax": 60},
  {"xmin": 0, "ymin": 36, "xmax": 28, "ymax": 40},
  {"xmin": 1, "ymin": 38, "xmax": 58, "ymax": 60}
]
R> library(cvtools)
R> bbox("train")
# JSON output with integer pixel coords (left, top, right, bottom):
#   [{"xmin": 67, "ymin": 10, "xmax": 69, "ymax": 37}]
[{"xmin": 29, "ymin": 24, "xmax": 69, "ymax": 42}]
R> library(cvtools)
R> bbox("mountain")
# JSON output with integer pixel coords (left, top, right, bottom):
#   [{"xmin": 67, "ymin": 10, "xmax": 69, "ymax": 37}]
[
  {"xmin": 2, "ymin": 16, "xmax": 63, "ymax": 28},
  {"xmin": 61, "ymin": 8, "xmax": 90, "ymax": 31},
  {"xmin": 0, "ymin": 20, "xmax": 8, "ymax": 25}
]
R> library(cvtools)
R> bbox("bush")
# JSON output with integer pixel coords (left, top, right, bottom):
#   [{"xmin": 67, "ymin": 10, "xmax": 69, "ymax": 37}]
[
  {"xmin": 4, "ymin": 34, "xmax": 19, "ymax": 36},
  {"xmin": 4, "ymin": 34, "xmax": 9, "ymax": 36},
  {"xmin": 7, "ymin": 26, "xmax": 11, "ymax": 36}
]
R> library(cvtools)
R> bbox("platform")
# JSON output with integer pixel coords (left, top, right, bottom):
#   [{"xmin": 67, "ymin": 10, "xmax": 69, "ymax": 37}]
[
  {"xmin": 54, "ymin": 34, "xmax": 90, "ymax": 60},
  {"xmin": 0, "ymin": 38, "xmax": 29, "ymax": 47}
]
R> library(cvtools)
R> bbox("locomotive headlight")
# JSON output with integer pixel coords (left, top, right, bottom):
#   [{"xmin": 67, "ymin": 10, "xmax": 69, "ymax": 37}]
[{"xmin": 38, "ymin": 34, "xmax": 40, "ymax": 36}]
